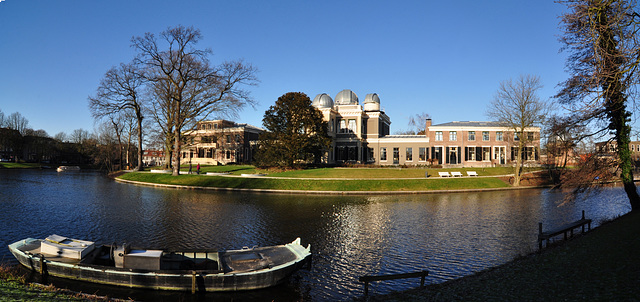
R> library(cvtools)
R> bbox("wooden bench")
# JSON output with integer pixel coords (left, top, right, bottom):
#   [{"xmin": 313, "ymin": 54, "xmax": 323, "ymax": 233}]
[
  {"xmin": 438, "ymin": 172, "xmax": 451, "ymax": 177},
  {"xmin": 467, "ymin": 171, "xmax": 478, "ymax": 177},
  {"xmin": 451, "ymin": 171, "xmax": 463, "ymax": 177},
  {"xmin": 538, "ymin": 210, "xmax": 592, "ymax": 251},
  {"xmin": 359, "ymin": 270, "xmax": 429, "ymax": 297}
]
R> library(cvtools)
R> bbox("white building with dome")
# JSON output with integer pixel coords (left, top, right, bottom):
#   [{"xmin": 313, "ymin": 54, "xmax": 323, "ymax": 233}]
[{"xmin": 312, "ymin": 89, "xmax": 429, "ymax": 165}]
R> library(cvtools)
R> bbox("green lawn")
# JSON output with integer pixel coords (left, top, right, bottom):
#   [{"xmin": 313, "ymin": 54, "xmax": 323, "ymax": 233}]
[
  {"xmin": 118, "ymin": 171, "xmax": 511, "ymax": 191},
  {"xmin": 0, "ymin": 162, "xmax": 43, "ymax": 169},
  {"xmin": 166, "ymin": 165, "xmax": 538, "ymax": 178}
]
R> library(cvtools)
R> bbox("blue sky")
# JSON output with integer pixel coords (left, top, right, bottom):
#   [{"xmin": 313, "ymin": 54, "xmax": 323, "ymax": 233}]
[{"xmin": 0, "ymin": 0, "xmax": 569, "ymax": 137}]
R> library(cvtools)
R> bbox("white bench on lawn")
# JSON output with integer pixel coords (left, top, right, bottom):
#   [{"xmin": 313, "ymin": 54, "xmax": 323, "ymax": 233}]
[
  {"xmin": 438, "ymin": 172, "xmax": 451, "ymax": 177},
  {"xmin": 467, "ymin": 171, "xmax": 479, "ymax": 177},
  {"xmin": 451, "ymin": 171, "xmax": 463, "ymax": 177}
]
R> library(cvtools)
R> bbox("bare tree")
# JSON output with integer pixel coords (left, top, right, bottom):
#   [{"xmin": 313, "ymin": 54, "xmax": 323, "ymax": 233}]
[
  {"xmin": 556, "ymin": 0, "xmax": 640, "ymax": 211},
  {"xmin": 408, "ymin": 112, "xmax": 432, "ymax": 135},
  {"xmin": 487, "ymin": 74, "xmax": 549, "ymax": 186},
  {"xmin": 132, "ymin": 25, "xmax": 258, "ymax": 176},
  {"xmin": 545, "ymin": 115, "xmax": 589, "ymax": 170},
  {"xmin": 146, "ymin": 77, "xmax": 176, "ymax": 169},
  {"xmin": 5, "ymin": 112, "xmax": 29, "ymax": 135},
  {"xmin": 0, "ymin": 109, "xmax": 5, "ymax": 127},
  {"xmin": 53, "ymin": 132, "xmax": 67, "ymax": 142},
  {"xmin": 89, "ymin": 62, "xmax": 145, "ymax": 171},
  {"xmin": 69, "ymin": 128, "xmax": 90, "ymax": 144}
]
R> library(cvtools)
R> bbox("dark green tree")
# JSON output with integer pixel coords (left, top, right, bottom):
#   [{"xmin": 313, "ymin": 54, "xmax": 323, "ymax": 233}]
[
  {"xmin": 256, "ymin": 92, "xmax": 331, "ymax": 168},
  {"xmin": 556, "ymin": 0, "xmax": 640, "ymax": 211}
]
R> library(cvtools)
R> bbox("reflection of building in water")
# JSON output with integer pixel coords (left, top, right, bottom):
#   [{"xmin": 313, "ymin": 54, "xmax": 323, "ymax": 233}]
[{"xmin": 312, "ymin": 89, "xmax": 541, "ymax": 167}]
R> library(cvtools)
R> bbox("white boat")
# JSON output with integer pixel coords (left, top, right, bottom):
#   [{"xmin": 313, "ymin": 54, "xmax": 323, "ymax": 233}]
[
  {"xmin": 56, "ymin": 166, "xmax": 80, "ymax": 172},
  {"xmin": 8, "ymin": 235, "xmax": 311, "ymax": 292}
]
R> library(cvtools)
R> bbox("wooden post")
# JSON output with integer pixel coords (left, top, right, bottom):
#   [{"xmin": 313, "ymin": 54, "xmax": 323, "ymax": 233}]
[
  {"xmin": 191, "ymin": 271, "xmax": 196, "ymax": 294},
  {"xmin": 582, "ymin": 210, "xmax": 586, "ymax": 233},
  {"xmin": 538, "ymin": 222, "xmax": 543, "ymax": 250},
  {"xmin": 363, "ymin": 281, "xmax": 369, "ymax": 296},
  {"xmin": 39, "ymin": 256, "xmax": 44, "ymax": 275}
]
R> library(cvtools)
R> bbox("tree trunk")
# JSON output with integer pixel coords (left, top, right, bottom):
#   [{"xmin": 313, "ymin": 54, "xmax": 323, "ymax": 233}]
[
  {"xmin": 136, "ymin": 111, "xmax": 144, "ymax": 171},
  {"xmin": 615, "ymin": 113, "xmax": 640, "ymax": 211},
  {"xmin": 172, "ymin": 128, "xmax": 181, "ymax": 176},
  {"xmin": 597, "ymin": 3, "xmax": 640, "ymax": 211}
]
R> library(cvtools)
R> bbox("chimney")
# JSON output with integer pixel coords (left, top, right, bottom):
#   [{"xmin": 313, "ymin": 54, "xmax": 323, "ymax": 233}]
[{"xmin": 425, "ymin": 118, "xmax": 432, "ymax": 129}]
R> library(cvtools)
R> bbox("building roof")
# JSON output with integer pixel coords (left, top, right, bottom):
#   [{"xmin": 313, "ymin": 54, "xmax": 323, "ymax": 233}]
[
  {"xmin": 312, "ymin": 93, "xmax": 334, "ymax": 108},
  {"xmin": 335, "ymin": 89, "xmax": 359, "ymax": 105},
  {"xmin": 432, "ymin": 121, "xmax": 504, "ymax": 127}
]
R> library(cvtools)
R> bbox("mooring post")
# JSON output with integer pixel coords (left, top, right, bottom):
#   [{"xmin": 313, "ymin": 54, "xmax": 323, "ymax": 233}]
[
  {"xmin": 191, "ymin": 271, "xmax": 196, "ymax": 294},
  {"xmin": 582, "ymin": 210, "xmax": 586, "ymax": 233},
  {"xmin": 364, "ymin": 280, "xmax": 370, "ymax": 297},
  {"xmin": 39, "ymin": 256, "xmax": 44, "ymax": 275},
  {"xmin": 538, "ymin": 222, "xmax": 543, "ymax": 250}
]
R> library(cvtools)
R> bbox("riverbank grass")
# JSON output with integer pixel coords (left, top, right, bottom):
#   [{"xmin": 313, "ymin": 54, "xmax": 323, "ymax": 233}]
[{"xmin": 118, "ymin": 171, "xmax": 511, "ymax": 191}]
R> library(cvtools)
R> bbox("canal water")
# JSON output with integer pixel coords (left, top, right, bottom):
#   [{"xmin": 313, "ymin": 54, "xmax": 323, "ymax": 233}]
[{"xmin": 0, "ymin": 169, "xmax": 632, "ymax": 301}]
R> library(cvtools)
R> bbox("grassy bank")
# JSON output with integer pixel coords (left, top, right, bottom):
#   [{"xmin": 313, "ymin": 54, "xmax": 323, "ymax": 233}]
[
  {"xmin": 369, "ymin": 211, "xmax": 640, "ymax": 301},
  {"xmin": 118, "ymin": 171, "xmax": 512, "ymax": 192},
  {"xmin": 173, "ymin": 165, "xmax": 539, "ymax": 178},
  {"xmin": 0, "ymin": 264, "xmax": 119, "ymax": 301},
  {"xmin": 0, "ymin": 162, "xmax": 44, "ymax": 169}
]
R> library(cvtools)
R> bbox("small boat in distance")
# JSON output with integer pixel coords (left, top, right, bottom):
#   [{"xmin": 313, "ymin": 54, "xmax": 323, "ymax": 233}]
[
  {"xmin": 56, "ymin": 166, "xmax": 80, "ymax": 172},
  {"xmin": 8, "ymin": 235, "xmax": 311, "ymax": 292}
]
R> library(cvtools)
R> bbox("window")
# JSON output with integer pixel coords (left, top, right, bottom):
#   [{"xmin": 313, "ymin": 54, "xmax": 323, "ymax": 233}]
[
  {"xmin": 468, "ymin": 131, "xmax": 475, "ymax": 141},
  {"xmin": 226, "ymin": 135, "xmax": 231, "ymax": 143},
  {"xmin": 483, "ymin": 147, "xmax": 491, "ymax": 161},
  {"xmin": 435, "ymin": 131, "xmax": 443, "ymax": 141},
  {"xmin": 339, "ymin": 119, "xmax": 347, "ymax": 133},
  {"xmin": 348, "ymin": 119, "xmax": 357, "ymax": 133},
  {"xmin": 496, "ymin": 131, "xmax": 503, "ymax": 141},
  {"xmin": 419, "ymin": 147, "xmax": 427, "ymax": 161},
  {"xmin": 406, "ymin": 147, "xmax": 413, "ymax": 161},
  {"xmin": 450, "ymin": 131, "xmax": 457, "ymax": 141},
  {"xmin": 469, "ymin": 147, "xmax": 476, "ymax": 161},
  {"xmin": 527, "ymin": 132, "xmax": 534, "ymax": 141},
  {"xmin": 514, "ymin": 132, "xmax": 521, "ymax": 141},
  {"xmin": 483, "ymin": 131, "xmax": 489, "ymax": 141},
  {"xmin": 330, "ymin": 119, "xmax": 334, "ymax": 132},
  {"xmin": 380, "ymin": 147, "xmax": 387, "ymax": 161}
]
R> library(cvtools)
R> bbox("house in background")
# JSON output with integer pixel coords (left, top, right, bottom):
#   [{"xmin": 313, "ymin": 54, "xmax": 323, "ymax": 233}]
[
  {"xmin": 595, "ymin": 140, "xmax": 640, "ymax": 163},
  {"xmin": 142, "ymin": 149, "xmax": 165, "ymax": 167}
]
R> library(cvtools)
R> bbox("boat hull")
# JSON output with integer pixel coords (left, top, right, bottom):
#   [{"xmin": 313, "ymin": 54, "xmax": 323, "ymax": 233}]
[{"xmin": 9, "ymin": 238, "xmax": 310, "ymax": 292}]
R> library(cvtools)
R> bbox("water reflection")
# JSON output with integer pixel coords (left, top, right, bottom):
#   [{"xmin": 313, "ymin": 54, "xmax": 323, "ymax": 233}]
[{"xmin": 0, "ymin": 170, "xmax": 632, "ymax": 301}]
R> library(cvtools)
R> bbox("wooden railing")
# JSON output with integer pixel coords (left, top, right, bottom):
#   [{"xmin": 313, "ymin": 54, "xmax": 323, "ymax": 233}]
[
  {"xmin": 359, "ymin": 270, "xmax": 429, "ymax": 297},
  {"xmin": 538, "ymin": 210, "xmax": 592, "ymax": 251}
]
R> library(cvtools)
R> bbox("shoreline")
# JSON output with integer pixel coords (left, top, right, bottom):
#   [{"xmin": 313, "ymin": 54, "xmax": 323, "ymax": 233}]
[{"xmin": 114, "ymin": 175, "xmax": 551, "ymax": 195}]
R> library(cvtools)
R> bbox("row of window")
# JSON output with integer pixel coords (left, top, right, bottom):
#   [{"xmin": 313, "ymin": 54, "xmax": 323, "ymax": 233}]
[
  {"xmin": 379, "ymin": 147, "xmax": 429, "ymax": 161},
  {"xmin": 199, "ymin": 123, "xmax": 221, "ymax": 130},
  {"xmin": 337, "ymin": 119, "xmax": 358, "ymax": 134},
  {"xmin": 435, "ymin": 131, "xmax": 503, "ymax": 142},
  {"xmin": 377, "ymin": 146, "xmax": 524, "ymax": 162}
]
